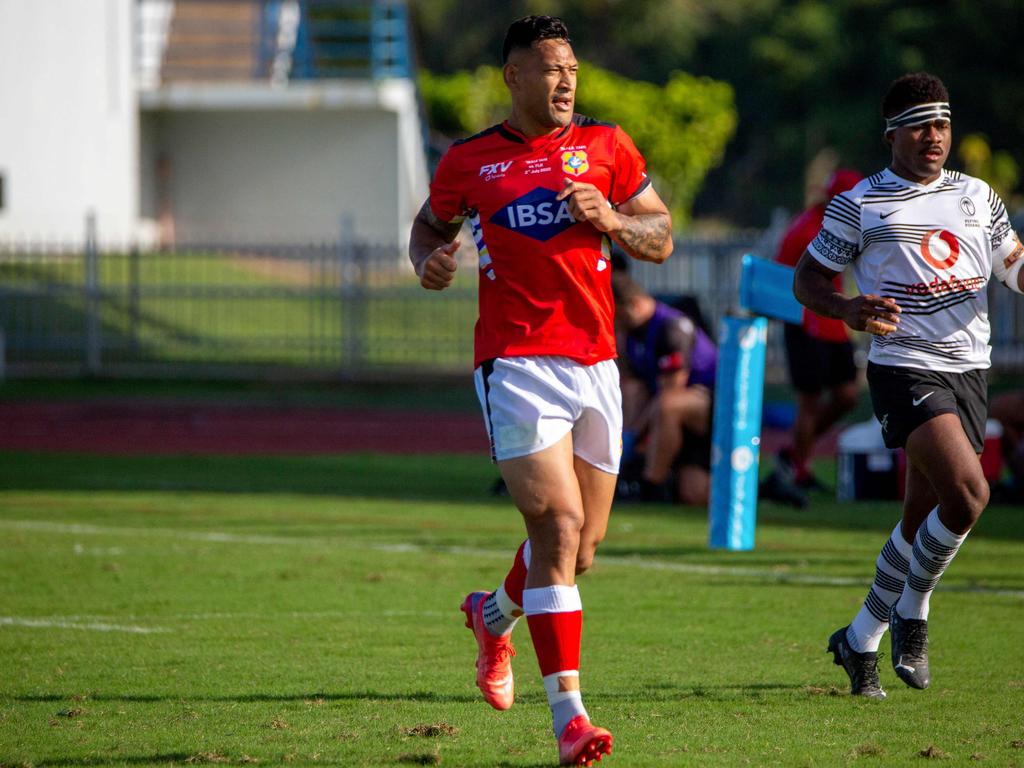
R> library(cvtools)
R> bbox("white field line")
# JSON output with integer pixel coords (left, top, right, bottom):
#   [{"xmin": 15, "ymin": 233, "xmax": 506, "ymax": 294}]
[
  {"xmin": 3, "ymin": 519, "xmax": 1023, "ymax": 599},
  {"xmin": 2, "ymin": 610, "xmax": 447, "ymax": 625},
  {"xmin": 0, "ymin": 617, "xmax": 170, "ymax": 634}
]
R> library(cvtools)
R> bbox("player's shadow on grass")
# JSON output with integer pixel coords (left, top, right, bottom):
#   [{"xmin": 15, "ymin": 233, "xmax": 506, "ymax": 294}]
[
  {"xmin": 14, "ymin": 690, "xmax": 482, "ymax": 705},
  {"xmin": 28, "ymin": 755, "xmax": 355, "ymax": 767},
  {"xmin": 595, "ymin": 682, "xmax": 810, "ymax": 702},
  {"xmin": 28, "ymin": 755, "xmax": 196, "ymax": 768}
]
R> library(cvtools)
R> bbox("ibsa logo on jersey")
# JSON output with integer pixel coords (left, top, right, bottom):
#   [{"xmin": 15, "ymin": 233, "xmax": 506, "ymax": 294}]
[
  {"xmin": 920, "ymin": 229, "xmax": 960, "ymax": 270},
  {"xmin": 561, "ymin": 150, "xmax": 589, "ymax": 176},
  {"xmin": 489, "ymin": 187, "xmax": 577, "ymax": 242}
]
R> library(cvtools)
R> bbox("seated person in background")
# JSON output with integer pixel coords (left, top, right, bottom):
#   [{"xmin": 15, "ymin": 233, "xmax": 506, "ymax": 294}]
[
  {"xmin": 989, "ymin": 389, "xmax": 1024, "ymax": 502},
  {"xmin": 612, "ymin": 271, "xmax": 717, "ymax": 505}
]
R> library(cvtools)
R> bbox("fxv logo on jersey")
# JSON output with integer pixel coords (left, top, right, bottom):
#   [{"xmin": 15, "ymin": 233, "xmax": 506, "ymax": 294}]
[
  {"xmin": 479, "ymin": 161, "xmax": 513, "ymax": 178},
  {"xmin": 489, "ymin": 187, "xmax": 577, "ymax": 241}
]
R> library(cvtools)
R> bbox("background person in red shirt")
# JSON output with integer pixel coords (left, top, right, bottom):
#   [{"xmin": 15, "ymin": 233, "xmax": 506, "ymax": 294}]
[
  {"xmin": 761, "ymin": 168, "xmax": 863, "ymax": 508},
  {"xmin": 409, "ymin": 15, "xmax": 673, "ymax": 766}
]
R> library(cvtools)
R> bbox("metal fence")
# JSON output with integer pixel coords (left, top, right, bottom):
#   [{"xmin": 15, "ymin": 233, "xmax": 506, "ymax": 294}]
[{"xmin": 2, "ymin": 235, "xmax": 1023, "ymax": 382}]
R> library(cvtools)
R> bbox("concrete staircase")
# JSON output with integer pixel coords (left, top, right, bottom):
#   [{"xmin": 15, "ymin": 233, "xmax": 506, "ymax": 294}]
[{"xmin": 161, "ymin": 1, "xmax": 264, "ymax": 82}]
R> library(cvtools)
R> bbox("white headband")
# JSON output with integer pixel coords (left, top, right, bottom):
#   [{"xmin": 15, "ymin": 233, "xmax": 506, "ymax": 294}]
[{"xmin": 885, "ymin": 102, "xmax": 951, "ymax": 132}]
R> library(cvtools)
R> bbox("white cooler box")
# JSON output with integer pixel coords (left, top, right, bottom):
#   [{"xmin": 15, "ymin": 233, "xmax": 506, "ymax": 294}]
[
  {"xmin": 837, "ymin": 418, "xmax": 1004, "ymax": 501},
  {"xmin": 837, "ymin": 419, "xmax": 898, "ymax": 501}
]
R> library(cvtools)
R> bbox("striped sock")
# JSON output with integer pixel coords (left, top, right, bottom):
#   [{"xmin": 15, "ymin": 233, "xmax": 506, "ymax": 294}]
[
  {"xmin": 523, "ymin": 584, "xmax": 587, "ymax": 737},
  {"xmin": 895, "ymin": 509, "xmax": 968, "ymax": 621},
  {"xmin": 846, "ymin": 521, "xmax": 913, "ymax": 652},
  {"xmin": 482, "ymin": 539, "xmax": 530, "ymax": 637}
]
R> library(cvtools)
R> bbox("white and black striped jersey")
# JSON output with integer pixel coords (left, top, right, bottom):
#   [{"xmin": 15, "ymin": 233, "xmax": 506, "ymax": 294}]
[{"xmin": 807, "ymin": 167, "xmax": 1019, "ymax": 372}]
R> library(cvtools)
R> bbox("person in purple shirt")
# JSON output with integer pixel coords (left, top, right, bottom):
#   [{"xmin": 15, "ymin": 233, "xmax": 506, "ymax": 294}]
[{"xmin": 612, "ymin": 271, "xmax": 717, "ymax": 504}]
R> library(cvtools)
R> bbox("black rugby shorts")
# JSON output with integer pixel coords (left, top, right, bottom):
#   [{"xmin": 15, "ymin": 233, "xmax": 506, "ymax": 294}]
[{"xmin": 866, "ymin": 362, "xmax": 987, "ymax": 452}]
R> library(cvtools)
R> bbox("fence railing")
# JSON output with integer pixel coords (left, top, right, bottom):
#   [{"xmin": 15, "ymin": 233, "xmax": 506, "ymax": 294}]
[{"xmin": 2, "ymin": 237, "xmax": 1023, "ymax": 381}]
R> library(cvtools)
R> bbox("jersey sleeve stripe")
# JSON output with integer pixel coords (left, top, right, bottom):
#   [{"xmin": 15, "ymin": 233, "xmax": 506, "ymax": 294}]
[
  {"xmin": 618, "ymin": 176, "xmax": 652, "ymax": 205},
  {"xmin": 824, "ymin": 209, "xmax": 860, "ymax": 230}
]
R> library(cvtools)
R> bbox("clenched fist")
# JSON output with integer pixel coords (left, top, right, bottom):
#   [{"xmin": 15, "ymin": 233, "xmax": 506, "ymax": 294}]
[{"xmin": 418, "ymin": 240, "xmax": 461, "ymax": 291}]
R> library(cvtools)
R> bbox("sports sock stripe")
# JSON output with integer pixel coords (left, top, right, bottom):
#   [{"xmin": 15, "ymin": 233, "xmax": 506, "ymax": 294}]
[
  {"xmin": 847, "ymin": 521, "xmax": 912, "ymax": 652},
  {"xmin": 896, "ymin": 510, "xmax": 968, "ymax": 621}
]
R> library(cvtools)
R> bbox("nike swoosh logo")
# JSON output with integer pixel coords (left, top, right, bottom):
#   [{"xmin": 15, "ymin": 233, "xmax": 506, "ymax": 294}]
[
  {"xmin": 880, "ymin": 209, "xmax": 902, "ymax": 219},
  {"xmin": 895, "ymin": 660, "xmax": 916, "ymax": 673},
  {"xmin": 912, "ymin": 392, "xmax": 934, "ymax": 406}
]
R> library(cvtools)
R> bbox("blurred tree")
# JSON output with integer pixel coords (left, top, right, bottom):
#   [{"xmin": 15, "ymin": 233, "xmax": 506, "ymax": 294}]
[
  {"xmin": 959, "ymin": 134, "xmax": 1020, "ymax": 204},
  {"xmin": 410, "ymin": 0, "xmax": 1024, "ymax": 226},
  {"xmin": 419, "ymin": 62, "xmax": 736, "ymax": 223}
]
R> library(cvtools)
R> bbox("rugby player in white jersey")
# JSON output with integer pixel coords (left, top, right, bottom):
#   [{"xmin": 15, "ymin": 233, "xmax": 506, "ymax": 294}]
[{"xmin": 793, "ymin": 72, "xmax": 1024, "ymax": 698}]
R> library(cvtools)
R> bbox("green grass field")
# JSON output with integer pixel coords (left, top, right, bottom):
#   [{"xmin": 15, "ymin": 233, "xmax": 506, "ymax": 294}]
[{"xmin": 1, "ymin": 452, "xmax": 1022, "ymax": 767}]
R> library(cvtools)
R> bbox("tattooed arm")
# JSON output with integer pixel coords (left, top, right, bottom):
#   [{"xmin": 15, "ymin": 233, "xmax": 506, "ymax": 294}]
[
  {"xmin": 556, "ymin": 179, "xmax": 673, "ymax": 263},
  {"xmin": 409, "ymin": 198, "xmax": 463, "ymax": 291}
]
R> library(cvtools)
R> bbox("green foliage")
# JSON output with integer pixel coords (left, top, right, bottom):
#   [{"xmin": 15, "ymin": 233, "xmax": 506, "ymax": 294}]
[
  {"xmin": 412, "ymin": 1, "xmax": 1024, "ymax": 225},
  {"xmin": 578, "ymin": 67, "xmax": 736, "ymax": 224},
  {"xmin": 419, "ymin": 63, "xmax": 737, "ymax": 222},
  {"xmin": 419, "ymin": 67, "xmax": 509, "ymax": 137},
  {"xmin": 959, "ymin": 133, "xmax": 1021, "ymax": 204}
]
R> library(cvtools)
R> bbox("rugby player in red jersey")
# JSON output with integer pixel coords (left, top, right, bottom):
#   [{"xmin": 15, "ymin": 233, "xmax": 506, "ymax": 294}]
[{"xmin": 409, "ymin": 15, "xmax": 672, "ymax": 766}]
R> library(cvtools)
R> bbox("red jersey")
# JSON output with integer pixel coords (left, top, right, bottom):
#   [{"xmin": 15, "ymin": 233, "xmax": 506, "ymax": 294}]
[
  {"xmin": 429, "ymin": 115, "xmax": 650, "ymax": 367},
  {"xmin": 775, "ymin": 204, "xmax": 850, "ymax": 342}
]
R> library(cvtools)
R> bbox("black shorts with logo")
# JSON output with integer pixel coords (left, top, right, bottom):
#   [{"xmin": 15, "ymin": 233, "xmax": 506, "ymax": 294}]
[
  {"xmin": 866, "ymin": 362, "xmax": 988, "ymax": 452},
  {"xmin": 783, "ymin": 323, "xmax": 857, "ymax": 394}
]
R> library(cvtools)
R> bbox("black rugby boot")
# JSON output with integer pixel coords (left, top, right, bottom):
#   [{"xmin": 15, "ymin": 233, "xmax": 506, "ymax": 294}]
[
  {"xmin": 827, "ymin": 626, "xmax": 886, "ymax": 699},
  {"xmin": 889, "ymin": 607, "xmax": 930, "ymax": 689}
]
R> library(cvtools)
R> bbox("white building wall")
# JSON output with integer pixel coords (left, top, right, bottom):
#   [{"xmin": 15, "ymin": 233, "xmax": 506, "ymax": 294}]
[
  {"xmin": 141, "ymin": 108, "xmax": 402, "ymax": 244},
  {"xmin": 0, "ymin": 0, "xmax": 138, "ymax": 245},
  {"xmin": 139, "ymin": 79, "xmax": 428, "ymax": 246}
]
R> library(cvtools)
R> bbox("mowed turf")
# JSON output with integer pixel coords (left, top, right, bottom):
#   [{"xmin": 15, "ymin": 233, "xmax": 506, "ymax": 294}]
[{"xmin": 1, "ymin": 452, "xmax": 1022, "ymax": 767}]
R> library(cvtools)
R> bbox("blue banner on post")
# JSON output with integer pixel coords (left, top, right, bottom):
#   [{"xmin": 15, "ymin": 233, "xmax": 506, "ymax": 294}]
[
  {"xmin": 738, "ymin": 254, "xmax": 804, "ymax": 324},
  {"xmin": 708, "ymin": 315, "xmax": 768, "ymax": 550}
]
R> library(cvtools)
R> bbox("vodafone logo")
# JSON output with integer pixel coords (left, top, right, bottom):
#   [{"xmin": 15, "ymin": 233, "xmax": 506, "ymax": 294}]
[{"xmin": 920, "ymin": 229, "xmax": 960, "ymax": 270}]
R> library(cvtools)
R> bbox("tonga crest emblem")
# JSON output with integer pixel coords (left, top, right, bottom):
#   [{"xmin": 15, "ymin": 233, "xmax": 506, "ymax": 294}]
[{"xmin": 561, "ymin": 150, "xmax": 589, "ymax": 176}]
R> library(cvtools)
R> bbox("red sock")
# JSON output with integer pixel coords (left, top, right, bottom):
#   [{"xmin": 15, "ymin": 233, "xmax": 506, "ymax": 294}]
[
  {"xmin": 522, "ymin": 585, "xmax": 582, "ymax": 675},
  {"xmin": 523, "ymin": 585, "xmax": 587, "ymax": 736},
  {"xmin": 502, "ymin": 539, "xmax": 530, "ymax": 607}
]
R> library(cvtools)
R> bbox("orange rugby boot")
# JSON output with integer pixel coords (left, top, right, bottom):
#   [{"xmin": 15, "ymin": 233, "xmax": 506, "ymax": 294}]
[
  {"xmin": 460, "ymin": 591, "xmax": 515, "ymax": 710},
  {"xmin": 558, "ymin": 715, "xmax": 613, "ymax": 766}
]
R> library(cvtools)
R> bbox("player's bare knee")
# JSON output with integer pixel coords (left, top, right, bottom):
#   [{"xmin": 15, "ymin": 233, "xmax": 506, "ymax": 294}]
[
  {"xmin": 575, "ymin": 548, "xmax": 594, "ymax": 575},
  {"xmin": 575, "ymin": 535, "xmax": 603, "ymax": 574},
  {"xmin": 533, "ymin": 509, "xmax": 584, "ymax": 553},
  {"xmin": 962, "ymin": 472, "xmax": 990, "ymax": 519},
  {"xmin": 940, "ymin": 472, "xmax": 989, "ymax": 530}
]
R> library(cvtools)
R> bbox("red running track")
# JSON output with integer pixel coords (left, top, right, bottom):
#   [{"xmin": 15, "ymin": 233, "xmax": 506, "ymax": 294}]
[
  {"xmin": 0, "ymin": 401, "xmax": 491, "ymax": 455},
  {"xmin": 0, "ymin": 401, "xmax": 819, "ymax": 456}
]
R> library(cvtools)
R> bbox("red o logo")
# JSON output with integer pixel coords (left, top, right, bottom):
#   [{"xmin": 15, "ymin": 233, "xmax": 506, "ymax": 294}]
[{"xmin": 920, "ymin": 229, "xmax": 960, "ymax": 270}]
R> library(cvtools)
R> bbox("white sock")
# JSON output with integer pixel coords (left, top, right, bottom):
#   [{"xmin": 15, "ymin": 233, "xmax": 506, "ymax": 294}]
[
  {"xmin": 895, "ymin": 508, "xmax": 968, "ymax": 621},
  {"xmin": 482, "ymin": 585, "xmax": 521, "ymax": 637},
  {"xmin": 543, "ymin": 671, "xmax": 587, "ymax": 738},
  {"xmin": 481, "ymin": 540, "xmax": 530, "ymax": 637},
  {"xmin": 847, "ymin": 521, "xmax": 913, "ymax": 652}
]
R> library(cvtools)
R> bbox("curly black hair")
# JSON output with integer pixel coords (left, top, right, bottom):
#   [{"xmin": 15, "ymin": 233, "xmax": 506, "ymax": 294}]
[
  {"xmin": 882, "ymin": 72, "xmax": 949, "ymax": 119},
  {"xmin": 501, "ymin": 15, "xmax": 571, "ymax": 63}
]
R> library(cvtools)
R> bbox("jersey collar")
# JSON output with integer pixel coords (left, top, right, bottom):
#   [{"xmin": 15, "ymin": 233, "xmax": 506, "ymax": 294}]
[
  {"xmin": 500, "ymin": 120, "xmax": 573, "ymax": 147},
  {"xmin": 882, "ymin": 166, "xmax": 948, "ymax": 190}
]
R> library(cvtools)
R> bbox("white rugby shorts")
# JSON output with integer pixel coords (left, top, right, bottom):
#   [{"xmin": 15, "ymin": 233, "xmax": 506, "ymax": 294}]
[{"xmin": 473, "ymin": 355, "xmax": 622, "ymax": 474}]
